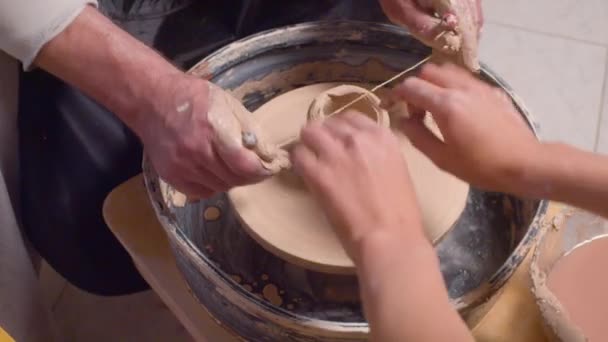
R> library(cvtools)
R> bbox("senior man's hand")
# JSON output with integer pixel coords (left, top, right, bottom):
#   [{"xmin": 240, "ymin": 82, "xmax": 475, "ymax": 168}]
[
  {"xmin": 136, "ymin": 75, "xmax": 269, "ymax": 200},
  {"xmin": 379, "ymin": 0, "xmax": 483, "ymax": 41},
  {"xmin": 35, "ymin": 6, "xmax": 269, "ymax": 200}
]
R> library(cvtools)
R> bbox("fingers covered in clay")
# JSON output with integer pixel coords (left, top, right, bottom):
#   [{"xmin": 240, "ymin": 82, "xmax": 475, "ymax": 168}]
[
  {"xmin": 137, "ymin": 76, "xmax": 256, "ymax": 202},
  {"xmin": 378, "ymin": 0, "xmax": 452, "ymax": 47},
  {"xmin": 206, "ymin": 83, "xmax": 291, "ymax": 174},
  {"xmin": 379, "ymin": 0, "xmax": 481, "ymax": 71}
]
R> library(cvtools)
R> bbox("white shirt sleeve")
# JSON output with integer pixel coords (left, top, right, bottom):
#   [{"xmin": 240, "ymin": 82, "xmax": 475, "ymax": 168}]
[{"xmin": 0, "ymin": 0, "xmax": 99, "ymax": 69}]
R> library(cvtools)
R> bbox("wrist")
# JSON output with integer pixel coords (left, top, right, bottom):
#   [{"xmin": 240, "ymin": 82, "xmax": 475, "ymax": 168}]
[
  {"xmin": 129, "ymin": 71, "xmax": 191, "ymax": 139},
  {"xmin": 505, "ymin": 142, "xmax": 559, "ymax": 198},
  {"xmin": 354, "ymin": 226, "xmax": 432, "ymax": 269}
]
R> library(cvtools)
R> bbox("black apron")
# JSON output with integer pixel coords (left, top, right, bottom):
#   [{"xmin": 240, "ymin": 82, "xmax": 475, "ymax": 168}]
[{"xmin": 18, "ymin": 0, "xmax": 389, "ymax": 295}]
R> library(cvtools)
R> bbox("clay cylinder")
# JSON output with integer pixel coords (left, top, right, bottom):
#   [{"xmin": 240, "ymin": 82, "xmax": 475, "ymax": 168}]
[{"xmin": 307, "ymin": 85, "xmax": 390, "ymax": 127}]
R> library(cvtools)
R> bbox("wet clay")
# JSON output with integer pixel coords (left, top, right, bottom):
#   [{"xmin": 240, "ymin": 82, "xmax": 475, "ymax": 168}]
[
  {"xmin": 546, "ymin": 236, "xmax": 608, "ymax": 341},
  {"xmin": 203, "ymin": 206, "xmax": 222, "ymax": 221},
  {"xmin": 413, "ymin": 0, "xmax": 481, "ymax": 71},
  {"xmin": 229, "ymin": 83, "xmax": 469, "ymax": 274},
  {"xmin": 262, "ymin": 284, "xmax": 284, "ymax": 306},
  {"xmin": 307, "ymin": 84, "xmax": 390, "ymax": 126},
  {"xmin": 207, "ymin": 83, "xmax": 290, "ymax": 173}
]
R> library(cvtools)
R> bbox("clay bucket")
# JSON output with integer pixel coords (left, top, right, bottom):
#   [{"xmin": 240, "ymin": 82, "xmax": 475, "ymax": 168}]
[
  {"xmin": 142, "ymin": 21, "xmax": 548, "ymax": 341},
  {"xmin": 531, "ymin": 210, "xmax": 608, "ymax": 341}
]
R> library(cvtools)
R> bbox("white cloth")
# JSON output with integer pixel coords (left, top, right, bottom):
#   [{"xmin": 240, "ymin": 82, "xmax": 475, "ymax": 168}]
[
  {"xmin": 0, "ymin": 0, "xmax": 97, "ymax": 339},
  {"xmin": 0, "ymin": 51, "xmax": 60, "ymax": 342},
  {"xmin": 0, "ymin": 0, "xmax": 98, "ymax": 68}
]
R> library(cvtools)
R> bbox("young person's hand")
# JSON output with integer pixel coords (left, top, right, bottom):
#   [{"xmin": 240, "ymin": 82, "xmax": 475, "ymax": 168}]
[
  {"xmin": 291, "ymin": 111, "xmax": 473, "ymax": 342},
  {"xmin": 392, "ymin": 62, "xmax": 541, "ymax": 194},
  {"xmin": 291, "ymin": 111, "xmax": 426, "ymax": 260}
]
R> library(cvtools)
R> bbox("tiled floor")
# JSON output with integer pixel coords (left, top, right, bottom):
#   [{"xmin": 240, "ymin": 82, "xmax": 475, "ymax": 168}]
[
  {"xmin": 39, "ymin": 2, "xmax": 608, "ymax": 341},
  {"xmin": 39, "ymin": 263, "xmax": 193, "ymax": 342},
  {"xmin": 481, "ymin": 0, "xmax": 608, "ymax": 151}
]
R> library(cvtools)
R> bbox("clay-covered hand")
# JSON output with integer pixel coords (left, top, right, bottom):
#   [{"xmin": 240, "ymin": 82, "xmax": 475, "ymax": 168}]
[
  {"xmin": 379, "ymin": 0, "xmax": 483, "ymax": 40},
  {"xmin": 134, "ymin": 74, "xmax": 270, "ymax": 200},
  {"xmin": 391, "ymin": 62, "xmax": 541, "ymax": 193},
  {"xmin": 379, "ymin": 0, "xmax": 483, "ymax": 70},
  {"xmin": 291, "ymin": 112, "xmax": 427, "ymax": 260}
]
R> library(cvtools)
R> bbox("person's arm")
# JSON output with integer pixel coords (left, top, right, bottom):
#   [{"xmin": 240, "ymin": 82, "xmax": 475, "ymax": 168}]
[
  {"xmin": 33, "ymin": 5, "xmax": 180, "ymax": 132},
  {"xmin": 515, "ymin": 143, "xmax": 608, "ymax": 218},
  {"xmin": 291, "ymin": 113, "xmax": 473, "ymax": 341},
  {"xmin": 0, "ymin": 0, "xmax": 98, "ymax": 67},
  {"xmin": 2, "ymin": 4, "xmax": 269, "ymax": 199},
  {"xmin": 356, "ymin": 230, "xmax": 472, "ymax": 341},
  {"xmin": 392, "ymin": 62, "xmax": 608, "ymax": 218}
]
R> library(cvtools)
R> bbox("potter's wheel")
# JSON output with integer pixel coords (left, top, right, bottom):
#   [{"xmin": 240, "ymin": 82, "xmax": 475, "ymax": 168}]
[
  {"xmin": 143, "ymin": 21, "xmax": 548, "ymax": 341},
  {"xmin": 228, "ymin": 82, "xmax": 469, "ymax": 274}
]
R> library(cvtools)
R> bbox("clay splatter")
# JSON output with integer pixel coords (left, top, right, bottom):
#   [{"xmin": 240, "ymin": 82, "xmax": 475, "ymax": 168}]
[
  {"xmin": 263, "ymin": 284, "xmax": 283, "ymax": 306},
  {"xmin": 203, "ymin": 206, "xmax": 222, "ymax": 221}
]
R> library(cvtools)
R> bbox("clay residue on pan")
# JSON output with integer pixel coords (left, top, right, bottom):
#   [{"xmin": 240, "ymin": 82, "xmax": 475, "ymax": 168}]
[
  {"xmin": 531, "ymin": 263, "xmax": 586, "ymax": 342},
  {"xmin": 539, "ymin": 236, "xmax": 608, "ymax": 341},
  {"xmin": 262, "ymin": 284, "xmax": 283, "ymax": 306},
  {"xmin": 159, "ymin": 179, "xmax": 187, "ymax": 208},
  {"xmin": 203, "ymin": 206, "xmax": 222, "ymax": 221}
]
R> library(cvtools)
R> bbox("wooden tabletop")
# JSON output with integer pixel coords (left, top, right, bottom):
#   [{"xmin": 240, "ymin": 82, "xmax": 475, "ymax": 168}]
[{"xmin": 103, "ymin": 175, "xmax": 555, "ymax": 341}]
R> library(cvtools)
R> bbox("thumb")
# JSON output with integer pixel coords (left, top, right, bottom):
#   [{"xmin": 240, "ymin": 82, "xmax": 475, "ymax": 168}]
[
  {"xmin": 399, "ymin": 118, "xmax": 447, "ymax": 167},
  {"xmin": 215, "ymin": 141, "xmax": 271, "ymax": 179}
]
